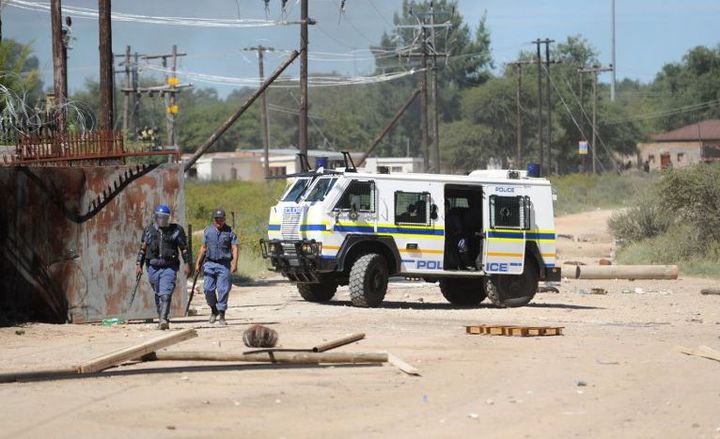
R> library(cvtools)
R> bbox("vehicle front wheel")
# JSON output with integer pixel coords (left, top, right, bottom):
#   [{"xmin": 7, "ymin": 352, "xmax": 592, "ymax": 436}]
[
  {"xmin": 439, "ymin": 278, "xmax": 486, "ymax": 306},
  {"xmin": 349, "ymin": 253, "xmax": 388, "ymax": 307},
  {"xmin": 297, "ymin": 282, "xmax": 337, "ymax": 302},
  {"xmin": 486, "ymin": 257, "xmax": 539, "ymax": 308}
]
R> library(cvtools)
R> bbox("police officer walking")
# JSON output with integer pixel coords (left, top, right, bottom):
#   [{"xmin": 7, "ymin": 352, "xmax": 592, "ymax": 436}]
[
  {"xmin": 196, "ymin": 208, "xmax": 238, "ymax": 326},
  {"xmin": 136, "ymin": 204, "xmax": 192, "ymax": 330}
]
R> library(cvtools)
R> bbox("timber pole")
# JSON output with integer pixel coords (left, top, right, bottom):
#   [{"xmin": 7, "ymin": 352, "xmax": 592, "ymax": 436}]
[
  {"xmin": 298, "ymin": 0, "xmax": 308, "ymax": 156},
  {"xmin": 51, "ymin": 0, "xmax": 66, "ymax": 132},
  {"xmin": 184, "ymin": 50, "xmax": 300, "ymax": 172},
  {"xmin": 98, "ymin": 0, "xmax": 113, "ymax": 131}
]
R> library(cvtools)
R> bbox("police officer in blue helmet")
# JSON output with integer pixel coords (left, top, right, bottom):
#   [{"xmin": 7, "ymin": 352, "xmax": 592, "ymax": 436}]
[
  {"xmin": 195, "ymin": 208, "xmax": 238, "ymax": 326},
  {"xmin": 136, "ymin": 204, "xmax": 192, "ymax": 330}
]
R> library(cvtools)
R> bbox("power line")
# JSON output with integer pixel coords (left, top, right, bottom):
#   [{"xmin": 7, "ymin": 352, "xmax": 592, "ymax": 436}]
[{"xmin": 7, "ymin": 0, "xmax": 297, "ymax": 27}]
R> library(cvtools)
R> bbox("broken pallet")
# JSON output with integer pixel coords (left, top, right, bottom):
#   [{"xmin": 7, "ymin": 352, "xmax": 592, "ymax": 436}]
[{"xmin": 465, "ymin": 324, "xmax": 564, "ymax": 337}]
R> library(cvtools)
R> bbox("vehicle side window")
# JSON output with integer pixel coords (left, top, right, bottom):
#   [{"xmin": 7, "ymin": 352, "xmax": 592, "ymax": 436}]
[
  {"xmin": 490, "ymin": 195, "xmax": 531, "ymax": 230},
  {"xmin": 395, "ymin": 191, "xmax": 429, "ymax": 225},
  {"xmin": 335, "ymin": 181, "xmax": 375, "ymax": 212}
]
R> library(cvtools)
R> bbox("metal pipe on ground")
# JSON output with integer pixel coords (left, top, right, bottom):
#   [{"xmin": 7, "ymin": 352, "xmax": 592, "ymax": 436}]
[
  {"xmin": 145, "ymin": 350, "xmax": 387, "ymax": 364},
  {"xmin": 574, "ymin": 265, "xmax": 679, "ymax": 280},
  {"xmin": 183, "ymin": 49, "xmax": 300, "ymax": 172}
]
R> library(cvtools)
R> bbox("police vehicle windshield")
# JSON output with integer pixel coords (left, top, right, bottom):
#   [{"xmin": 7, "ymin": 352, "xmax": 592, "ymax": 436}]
[
  {"xmin": 282, "ymin": 178, "xmax": 312, "ymax": 202},
  {"xmin": 304, "ymin": 177, "xmax": 338, "ymax": 202}
]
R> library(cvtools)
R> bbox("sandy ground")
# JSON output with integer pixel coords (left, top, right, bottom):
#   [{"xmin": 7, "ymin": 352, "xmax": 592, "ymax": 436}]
[{"xmin": 1, "ymin": 209, "xmax": 719, "ymax": 439}]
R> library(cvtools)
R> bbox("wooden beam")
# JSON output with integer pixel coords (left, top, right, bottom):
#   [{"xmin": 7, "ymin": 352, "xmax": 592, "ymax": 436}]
[
  {"xmin": 146, "ymin": 350, "xmax": 387, "ymax": 364},
  {"xmin": 78, "ymin": 328, "xmax": 197, "ymax": 373}
]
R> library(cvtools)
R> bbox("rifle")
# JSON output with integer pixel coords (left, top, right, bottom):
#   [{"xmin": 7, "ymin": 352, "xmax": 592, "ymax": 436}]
[
  {"xmin": 185, "ymin": 253, "xmax": 204, "ymax": 317},
  {"xmin": 127, "ymin": 271, "xmax": 143, "ymax": 310}
]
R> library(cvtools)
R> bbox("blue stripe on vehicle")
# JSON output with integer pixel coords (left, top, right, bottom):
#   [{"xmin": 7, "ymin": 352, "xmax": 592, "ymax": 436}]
[
  {"xmin": 333, "ymin": 225, "xmax": 375, "ymax": 233},
  {"xmin": 267, "ymin": 224, "xmax": 281, "ymax": 231},
  {"xmin": 376, "ymin": 227, "xmax": 444, "ymax": 236},
  {"xmin": 545, "ymin": 263, "xmax": 555, "ymax": 268},
  {"xmin": 300, "ymin": 224, "xmax": 328, "ymax": 231},
  {"xmin": 320, "ymin": 255, "xmax": 336, "ymax": 260},
  {"xmin": 487, "ymin": 231, "xmax": 524, "ymax": 239},
  {"xmin": 527, "ymin": 233, "xmax": 556, "ymax": 240},
  {"xmin": 510, "ymin": 262, "xmax": 523, "ymax": 266},
  {"xmin": 401, "ymin": 259, "xmax": 415, "ymax": 263}
]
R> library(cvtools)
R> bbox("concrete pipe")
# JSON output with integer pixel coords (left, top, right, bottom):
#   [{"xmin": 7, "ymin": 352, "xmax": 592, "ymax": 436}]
[{"xmin": 574, "ymin": 265, "xmax": 679, "ymax": 280}]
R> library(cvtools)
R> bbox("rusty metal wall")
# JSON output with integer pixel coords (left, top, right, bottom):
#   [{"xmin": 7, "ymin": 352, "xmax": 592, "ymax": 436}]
[{"xmin": 0, "ymin": 163, "xmax": 187, "ymax": 323}]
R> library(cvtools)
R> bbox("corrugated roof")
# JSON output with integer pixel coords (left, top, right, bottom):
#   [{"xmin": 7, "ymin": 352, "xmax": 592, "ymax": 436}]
[{"xmin": 653, "ymin": 119, "xmax": 720, "ymax": 142}]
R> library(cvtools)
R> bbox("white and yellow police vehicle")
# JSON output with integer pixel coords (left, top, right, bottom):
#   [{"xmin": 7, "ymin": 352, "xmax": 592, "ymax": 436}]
[{"xmin": 260, "ymin": 165, "xmax": 560, "ymax": 308}]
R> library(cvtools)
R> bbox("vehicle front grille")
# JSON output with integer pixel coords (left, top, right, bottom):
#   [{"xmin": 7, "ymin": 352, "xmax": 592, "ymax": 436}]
[{"xmin": 281, "ymin": 212, "xmax": 301, "ymax": 240}]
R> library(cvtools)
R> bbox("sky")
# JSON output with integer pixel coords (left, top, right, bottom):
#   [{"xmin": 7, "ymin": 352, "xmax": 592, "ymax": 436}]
[{"xmin": 4, "ymin": 0, "xmax": 720, "ymax": 97}]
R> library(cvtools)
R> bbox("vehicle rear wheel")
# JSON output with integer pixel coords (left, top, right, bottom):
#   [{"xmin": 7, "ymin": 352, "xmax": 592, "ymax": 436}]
[
  {"xmin": 486, "ymin": 257, "xmax": 539, "ymax": 308},
  {"xmin": 297, "ymin": 282, "xmax": 337, "ymax": 302},
  {"xmin": 349, "ymin": 253, "xmax": 388, "ymax": 307},
  {"xmin": 439, "ymin": 278, "xmax": 486, "ymax": 306}
]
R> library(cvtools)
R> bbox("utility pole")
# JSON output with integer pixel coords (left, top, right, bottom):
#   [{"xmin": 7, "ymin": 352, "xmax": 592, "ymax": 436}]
[
  {"xmin": 142, "ymin": 48, "xmax": 188, "ymax": 147},
  {"xmin": 533, "ymin": 39, "xmax": 544, "ymax": 175},
  {"xmin": 515, "ymin": 63, "xmax": 522, "ymax": 167},
  {"xmin": 132, "ymin": 51, "xmax": 140, "ymax": 137},
  {"xmin": 578, "ymin": 65, "xmax": 613, "ymax": 174},
  {"xmin": 429, "ymin": 2, "xmax": 441, "ymax": 174},
  {"xmin": 610, "ymin": 0, "xmax": 616, "ymax": 101},
  {"xmin": 298, "ymin": 0, "xmax": 309, "ymax": 156},
  {"xmin": 98, "ymin": 0, "xmax": 113, "ymax": 132},
  {"xmin": 122, "ymin": 45, "xmax": 130, "ymax": 141},
  {"xmin": 245, "ymin": 45, "xmax": 274, "ymax": 178},
  {"xmin": 51, "ymin": 0, "xmax": 67, "ymax": 132},
  {"xmin": 544, "ymin": 39, "xmax": 555, "ymax": 174},
  {"xmin": 420, "ymin": 26, "xmax": 429, "ymax": 173}
]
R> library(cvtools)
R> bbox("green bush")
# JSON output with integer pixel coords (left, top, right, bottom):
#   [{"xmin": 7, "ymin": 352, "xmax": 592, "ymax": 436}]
[
  {"xmin": 607, "ymin": 185, "xmax": 672, "ymax": 243},
  {"xmin": 611, "ymin": 163, "xmax": 720, "ymax": 277}
]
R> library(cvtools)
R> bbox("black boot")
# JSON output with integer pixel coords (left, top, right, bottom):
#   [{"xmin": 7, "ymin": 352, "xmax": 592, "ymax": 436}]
[
  {"xmin": 158, "ymin": 295, "xmax": 171, "ymax": 330},
  {"xmin": 216, "ymin": 310, "xmax": 227, "ymax": 326},
  {"xmin": 208, "ymin": 305, "xmax": 218, "ymax": 324}
]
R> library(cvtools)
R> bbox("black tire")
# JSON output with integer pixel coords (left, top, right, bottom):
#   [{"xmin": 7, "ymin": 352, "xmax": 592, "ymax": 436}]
[
  {"xmin": 349, "ymin": 253, "xmax": 389, "ymax": 307},
  {"xmin": 439, "ymin": 278, "xmax": 486, "ymax": 306},
  {"xmin": 486, "ymin": 257, "xmax": 539, "ymax": 308},
  {"xmin": 297, "ymin": 282, "xmax": 337, "ymax": 302}
]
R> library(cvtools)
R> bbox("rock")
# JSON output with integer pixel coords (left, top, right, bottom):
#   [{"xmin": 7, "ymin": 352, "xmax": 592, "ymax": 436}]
[
  {"xmin": 598, "ymin": 259, "xmax": 612, "ymax": 266},
  {"xmin": 577, "ymin": 380, "xmax": 587, "ymax": 387},
  {"xmin": 468, "ymin": 413, "xmax": 479, "ymax": 419}
]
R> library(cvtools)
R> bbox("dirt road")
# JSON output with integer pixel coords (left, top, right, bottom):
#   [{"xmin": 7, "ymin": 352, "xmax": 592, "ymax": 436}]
[{"xmin": 1, "ymin": 210, "xmax": 719, "ymax": 438}]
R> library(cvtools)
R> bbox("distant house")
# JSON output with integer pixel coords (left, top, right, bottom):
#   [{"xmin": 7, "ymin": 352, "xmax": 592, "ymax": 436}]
[
  {"xmin": 184, "ymin": 149, "xmax": 363, "ymax": 182},
  {"xmin": 637, "ymin": 119, "xmax": 720, "ymax": 170},
  {"xmin": 361, "ymin": 157, "xmax": 424, "ymax": 174}
]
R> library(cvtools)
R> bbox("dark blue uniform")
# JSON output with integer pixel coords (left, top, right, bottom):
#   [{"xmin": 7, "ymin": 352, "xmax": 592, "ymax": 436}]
[
  {"xmin": 202, "ymin": 224, "xmax": 238, "ymax": 312},
  {"xmin": 139, "ymin": 223, "xmax": 189, "ymax": 318}
]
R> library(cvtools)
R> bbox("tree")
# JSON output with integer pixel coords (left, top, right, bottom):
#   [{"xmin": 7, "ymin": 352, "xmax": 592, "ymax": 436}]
[{"xmin": 0, "ymin": 39, "xmax": 43, "ymax": 138}]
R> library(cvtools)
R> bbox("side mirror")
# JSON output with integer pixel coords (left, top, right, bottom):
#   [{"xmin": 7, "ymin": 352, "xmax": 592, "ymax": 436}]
[
  {"xmin": 348, "ymin": 202, "xmax": 359, "ymax": 221},
  {"xmin": 430, "ymin": 204, "xmax": 438, "ymax": 220}
]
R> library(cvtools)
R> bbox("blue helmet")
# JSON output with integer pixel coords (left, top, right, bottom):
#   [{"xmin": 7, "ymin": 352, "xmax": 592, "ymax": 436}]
[{"xmin": 155, "ymin": 204, "xmax": 171, "ymax": 215}]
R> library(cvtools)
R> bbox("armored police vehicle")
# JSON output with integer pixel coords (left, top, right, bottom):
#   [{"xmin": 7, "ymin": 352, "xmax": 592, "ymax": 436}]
[{"xmin": 260, "ymin": 163, "xmax": 560, "ymax": 308}]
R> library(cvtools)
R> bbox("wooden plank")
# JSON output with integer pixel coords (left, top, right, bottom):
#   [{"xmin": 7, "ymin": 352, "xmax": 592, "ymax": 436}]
[
  {"xmin": 678, "ymin": 345, "xmax": 720, "ymax": 363},
  {"xmin": 313, "ymin": 333, "xmax": 366, "ymax": 353},
  {"xmin": 387, "ymin": 353, "xmax": 421, "ymax": 376},
  {"xmin": 0, "ymin": 367, "xmax": 79, "ymax": 383},
  {"xmin": 78, "ymin": 329, "xmax": 197, "ymax": 373}
]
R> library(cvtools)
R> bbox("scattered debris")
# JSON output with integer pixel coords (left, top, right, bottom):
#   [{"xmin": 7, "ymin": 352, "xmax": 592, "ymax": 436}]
[
  {"xmin": 387, "ymin": 353, "xmax": 421, "ymax": 376},
  {"xmin": 701, "ymin": 288, "xmax": 720, "ymax": 296},
  {"xmin": 590, "ymin": 288, "xmax": 608, "ymax": 295},
  {"xmin": 242, "ymin": 325, "xmax": 279, "ymax": 348},
  {"xmin": 598, "ymin": 259, "xmax": 612, "ymax": 266},
  {"xmin": 678, "ymin": 345, "xmax": 720, "ymax": 363},
  {"xmin": 0, "ymin": 329, "xmax": 198, "ymax": 383},
  {"xmin": 596, "ymin": 360, "xmax": 620, "ymax": 365},
  {"xmin": 563, "ymin": 260, "xmax": 585, "ymax": 266},
  {"xmin": 467, "ymin": 413, "xmax": 479, "ymax": 420},
  {"xmin": 466, "ymin": 325, "xmax": 564, "ymax": 337},
  {"xmin": 537, "ymin": 286, "xmax": 560, "ymax": 294},
  {"xmin": 577, "ymin": 380, "xmax": 587, "ymax": 387},
  {"xmin": 14, "ymin": 330, "xmax": 25, "ymax": 335}
]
